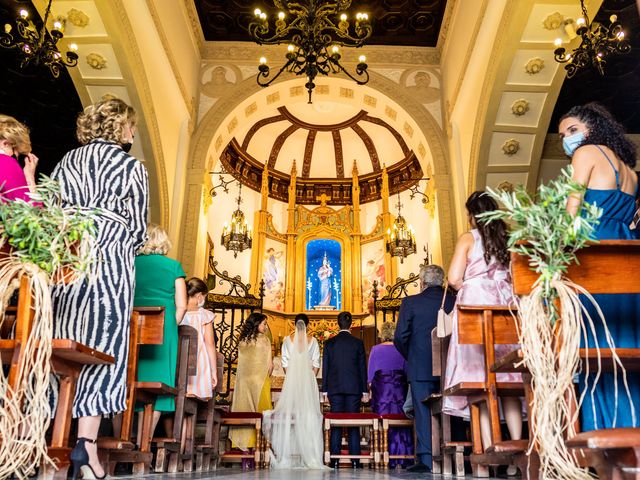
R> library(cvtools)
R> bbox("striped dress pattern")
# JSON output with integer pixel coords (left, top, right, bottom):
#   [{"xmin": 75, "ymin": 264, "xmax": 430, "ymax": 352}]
[{"xmin": 51, "ymin": 139, "xmax": 149, "ymax": 418}]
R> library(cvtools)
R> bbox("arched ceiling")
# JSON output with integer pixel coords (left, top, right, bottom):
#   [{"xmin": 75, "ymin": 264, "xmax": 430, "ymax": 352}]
[
  {"xmin": 237, "ymin": 103, "xmax": 411, "ymax": 179},
  {"xmin": 193, "ymin": 0, "xmax": 448, "ymax": 47}
]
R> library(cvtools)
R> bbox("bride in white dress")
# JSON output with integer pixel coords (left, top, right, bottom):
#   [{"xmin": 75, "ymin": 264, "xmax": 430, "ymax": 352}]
[{"xmin": 263, "ymin": 319, "xmax": 327, "ymax": 469}]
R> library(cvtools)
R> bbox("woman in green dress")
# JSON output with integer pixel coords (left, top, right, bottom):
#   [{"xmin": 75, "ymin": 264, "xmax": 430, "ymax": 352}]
[{"xmin": 134, "ymin": 224, "xmax": 187, "ymax": 438}]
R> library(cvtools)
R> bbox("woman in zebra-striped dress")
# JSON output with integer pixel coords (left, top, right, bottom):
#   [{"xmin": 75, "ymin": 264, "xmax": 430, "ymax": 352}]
[{"xmin": 51, "ymin": 98, "xmax": 148, "ymax": 478}]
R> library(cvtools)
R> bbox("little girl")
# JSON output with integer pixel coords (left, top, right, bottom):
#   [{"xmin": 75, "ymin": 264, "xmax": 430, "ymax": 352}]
[{"xmin": 180, "ymin": 277, "xmax": 218, "ymax": 399}]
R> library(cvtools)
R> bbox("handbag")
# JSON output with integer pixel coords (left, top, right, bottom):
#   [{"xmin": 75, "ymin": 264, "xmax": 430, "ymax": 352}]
[{"xmin": 436, "ymin": 283, "xmax": 452, "ymax": 338}]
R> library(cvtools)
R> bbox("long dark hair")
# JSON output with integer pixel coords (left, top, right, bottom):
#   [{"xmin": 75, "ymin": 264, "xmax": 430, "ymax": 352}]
[
  {"xmin": 238, "ymin": 312, "xmax": 267, "ymax": 344},
  {"xmin": 466, "ymin": 191, "xmax": 509, "ymax": 267},
  {"xmin": 560, "ymin": 103, "xmax": 636, "ymax": 168}
]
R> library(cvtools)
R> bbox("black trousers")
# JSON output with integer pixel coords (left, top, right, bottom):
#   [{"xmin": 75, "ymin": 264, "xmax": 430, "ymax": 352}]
[{"xmin": 329, "ymin": 394, "xmax": 361, "ymax": 456}]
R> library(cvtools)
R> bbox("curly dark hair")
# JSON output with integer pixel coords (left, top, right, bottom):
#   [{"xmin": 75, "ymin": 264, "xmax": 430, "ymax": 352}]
[
  {"xmin": 560, "ymin": 103, "xmax": 636, "ymax": 168},
  {"xmin": 238, "ymin": 312, "xmax": 267, "ymax": 344},
  {"xmin": 466, "ymin": 191, "xmax": 510, "ymax": 267}
]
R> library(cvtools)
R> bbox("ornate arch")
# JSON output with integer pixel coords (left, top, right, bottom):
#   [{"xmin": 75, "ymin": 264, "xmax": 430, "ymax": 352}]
[{"xmin": 179, "ymin": 71, "xmax": 456, "ymax": 275}]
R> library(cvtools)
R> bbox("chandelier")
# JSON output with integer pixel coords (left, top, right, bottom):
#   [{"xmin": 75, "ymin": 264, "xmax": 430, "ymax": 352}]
[
  {"xmin": 553, "ymin": 0, "xmax": 630, "ymax": 78},
  {"xmin": 248, "ymin": 0, "xmax": 373, "ymax": 103},
  {"xmin": 386, "ymin": 192, "xmax": 416, "ymax": 264},
  {"xmin": 0, "ymin": 0, "xmax": 78, "ymax": 78},
  {"xmin": 221, "ymin": 182, "xmax": 252, "ymax": 258}
]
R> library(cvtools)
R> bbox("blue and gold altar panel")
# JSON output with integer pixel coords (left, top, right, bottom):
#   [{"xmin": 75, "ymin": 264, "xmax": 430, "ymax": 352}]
[{"xmin": 306, "ymin": 239, "xmax": 342, "ymax": 310}]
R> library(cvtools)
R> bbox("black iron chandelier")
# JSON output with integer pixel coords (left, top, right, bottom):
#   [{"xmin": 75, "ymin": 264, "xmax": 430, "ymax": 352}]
[
  {"xmin": 0, "ymin": 0, "xmax": 78, "ymax": 78},
  {"xmin": 248, "ymin": 0, "xmax": 373, "ymax": 103},
  {"xmin": 221, "ymin": 182, "xmax": 252, "ymax": 258},
  {"xmin": 385, "ymin": 192, "xmax": 416, "ymax": 264},
  {"xmin": 553, "ymin": 0, "xmax": 630, "ymax": 78}
]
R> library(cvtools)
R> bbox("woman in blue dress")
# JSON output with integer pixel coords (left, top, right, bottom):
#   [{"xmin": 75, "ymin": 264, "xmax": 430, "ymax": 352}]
[{"xmin": 560, "ymin": 102, "xmax": 640, "ymax": 430}]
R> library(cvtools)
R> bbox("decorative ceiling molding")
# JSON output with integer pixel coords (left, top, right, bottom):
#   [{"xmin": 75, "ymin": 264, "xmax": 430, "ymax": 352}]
[
  {"xmin": 301, "ymin": 130, "xmax": 317, "ymax": 178},
  {"xmin": 332, "ymin": 130, "xmax": 345, "ymax": 179},
  {"xmin": 511, "ymin": 99, "xmax": 530, "ymax": 117},
  {"xmin": 241, "ymin": 113, "xmax": 285, "ymax": 149},
  {"xmin": 363, "ymin": 114, "xmax": 411, "ymax": 156},
  {"xmin": 193, "ymin": 0, "xmax": 447, "ymax": 47},
  {"xmin": 351, "ymin": 123, "xmax": 381, "ymax": 172},
  {"xmin": 525, "ymin": 57, "xmax": 545, "ymax": 75},
  {"xmin": 278, "ymin": 106, "xmax": 368, "ymax": 131},
  {"xmin": 267, "ymin": 124, "xmax": 299, "ymax": 169},
  {"xmin": 200, "ymin": 42, "xmax": 440, "ymax": 66},
  {"xmin": 220, "ymin": 138, "xmax": 422, "ymax": 205}
]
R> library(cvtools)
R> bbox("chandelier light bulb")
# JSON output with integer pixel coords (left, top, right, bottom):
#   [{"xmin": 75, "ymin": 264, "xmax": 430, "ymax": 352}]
[
  {"xmin": 19, "ymin": 9, "xmax": 28, "ymax": 19},
  {"xmin": 362, "ymin": 13, "xmax": 369, "ymax": 20},
  {"xmin": 340, "ymin": 13, "xmax": 347, "ymax": 21},
  {"xmin": 617, "ymin": 31, "xmax": 625, "ymax": 40},
  {"xmin": 260, "ymin": 12, "xmax": 267, "ymax": 20},
  {"xmin": 359, "ymin": 55, "xmax": 366, "ymax": 63},
  {"xmin": 69, "ymin": 43, "xmax": 78, "ymax": 52},
  {"xmin": 554, "ymin": 38, "xmax": 562, "ymax": 47},
  {"xmin": 259, "ymin": 56, "xmax": 267, "ymax": 65},
  {"xmin": 278, "ymin": 12, "xmax": 285, "ymax": 20},
  {"xmin": 287, "ymin": 44, "xmax": 294, "ymax": 52},
  {"xmin": 53, "ymin": 21, "xmax": 62, "ymax": 30},
  {"xmin": 576, "ymin": 17, "xmax": 586, "ymax": 26},
  {"xmin": 610, "ymin": 14, "xmax": 617, "ymax": 23},
  {"xmin": 254, "ymin": 8, "xmax": 261, "ymax": 16},
  {"xmin": 356, "ymin": 13, "xmax": 362, "ymax": 20},
  {"xmin": 4, "ymin": 24, "xmax": 11, "ymax": 34}
]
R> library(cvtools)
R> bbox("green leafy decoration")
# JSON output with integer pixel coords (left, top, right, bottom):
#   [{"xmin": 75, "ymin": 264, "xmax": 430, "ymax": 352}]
[
  {"xmin": 478, "ymin": 166, "xmax": 602, "ymax": 308},
  {"xmin": 0, "ymin": 176, "xmax": 97, "ymax": 277}
]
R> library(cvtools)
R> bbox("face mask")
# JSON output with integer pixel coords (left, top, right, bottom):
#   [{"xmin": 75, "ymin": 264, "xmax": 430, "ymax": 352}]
[
  {"xmin": 197, "ymin": 299, "xmax": 205, "ymax": 308},
  {"xmin": 562, "ymin": 131, "xmax": 585, "ymax": 157},
  {"xmin": 121, "ymin": 142, "xmax": 133, "ymax": 153}
]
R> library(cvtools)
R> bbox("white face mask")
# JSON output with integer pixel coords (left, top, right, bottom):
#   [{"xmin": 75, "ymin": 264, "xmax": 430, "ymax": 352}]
[{"xmin": 197, "ymin": 298, "xmax": 205, "ymax": 308}]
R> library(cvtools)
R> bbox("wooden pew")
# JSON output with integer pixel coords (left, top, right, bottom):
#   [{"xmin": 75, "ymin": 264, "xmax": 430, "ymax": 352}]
[
  {"xmin": 509, "ymin": 241, "xmax": 640, "ymax": 478},
  {"xmin": 98, "ymin": 306, "xmax": 176, "ymax": 475},
  {"xmin": 443, "ymin": 305, "xmax": 528, "ymax": 478},
  {"xmin": 0, "ymin": 274, "xmax": 115, "ymax": 479},
  {"xmin": 426, "ymin": 328, "xmax": 470, "ymax": 477}
]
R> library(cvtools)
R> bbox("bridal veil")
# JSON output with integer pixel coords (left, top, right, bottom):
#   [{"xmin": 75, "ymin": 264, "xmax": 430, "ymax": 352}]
[{"xmin": 263, "ymin": 320, "xmax": 326, "ymax": 469}]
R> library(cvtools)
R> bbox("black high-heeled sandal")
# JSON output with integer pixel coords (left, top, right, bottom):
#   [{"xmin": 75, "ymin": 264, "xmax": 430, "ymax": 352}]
[{"xmin": 70, "ymin": 437, "xmax": 106, "ymax": 479}]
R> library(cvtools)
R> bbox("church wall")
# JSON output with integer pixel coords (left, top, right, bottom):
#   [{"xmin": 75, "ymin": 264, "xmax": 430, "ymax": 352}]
[
  {"xmin": 441, "ymin": 0, "xmax": 508, "ymax": 235},
  {"xmin": 119, "ymin": 1, "xmax": 199, "ymax": 254},
  {"xmin": 206, "ymin": 184, "xmax": 262, "ymax": 290}
]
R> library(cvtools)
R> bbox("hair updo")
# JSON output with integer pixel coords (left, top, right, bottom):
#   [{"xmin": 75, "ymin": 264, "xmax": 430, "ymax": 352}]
[{"xmin": 76, "ymin": 98, "xmax": 136, "ymax": 145}]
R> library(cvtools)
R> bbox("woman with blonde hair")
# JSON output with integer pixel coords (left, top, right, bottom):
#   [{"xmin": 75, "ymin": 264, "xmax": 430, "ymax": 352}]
[
  {"xmin": 134, "ymin": 224, "xmax": 187, "ymax": 439},
  {"xmin": 0, "ymin": 114, "xmax": 39, "ymax": 201},
  {"xmin": 368, "ymin": 322, "xmax": 412, "ymax": 468},
  {"xmin": 51, "ymin": 98, "xmax": 148, "ymax": 479}
]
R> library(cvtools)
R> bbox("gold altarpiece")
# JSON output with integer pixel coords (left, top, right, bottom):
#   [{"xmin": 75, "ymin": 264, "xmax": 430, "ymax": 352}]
[{"xmin": 248, "ymin": 161, "xmax": 401, "ymax": 343}]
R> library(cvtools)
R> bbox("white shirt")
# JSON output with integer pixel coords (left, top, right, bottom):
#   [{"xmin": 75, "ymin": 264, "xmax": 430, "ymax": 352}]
[{"xmin": 281, "ymin": 335, "xmax": 320, "ymax": 369}]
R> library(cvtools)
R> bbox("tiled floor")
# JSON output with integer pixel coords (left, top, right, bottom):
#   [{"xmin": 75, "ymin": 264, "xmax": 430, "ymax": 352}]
[{"xmin": 114, "ymin": 467, "xmax": 504, "ymax": 479}]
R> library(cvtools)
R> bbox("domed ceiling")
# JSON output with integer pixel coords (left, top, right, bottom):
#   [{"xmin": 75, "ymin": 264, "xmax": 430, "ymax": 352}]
[{"xmin": 219, "ymin": 99, "xmax": 423, "ymax": 205}]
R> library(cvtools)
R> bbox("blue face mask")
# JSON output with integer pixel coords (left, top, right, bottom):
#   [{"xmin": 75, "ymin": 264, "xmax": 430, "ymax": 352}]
[{"xmin": 562, "ymin": 131, "xmax": 586, "ymax": 157}]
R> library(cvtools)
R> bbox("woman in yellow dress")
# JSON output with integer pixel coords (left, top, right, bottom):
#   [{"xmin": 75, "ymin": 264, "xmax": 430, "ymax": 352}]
[{"xmin": 229, "ymin": 312, "xmax": 272, "ymax": 465}]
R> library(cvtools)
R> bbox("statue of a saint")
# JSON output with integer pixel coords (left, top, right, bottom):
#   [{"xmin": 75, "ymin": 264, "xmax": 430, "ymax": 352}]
[{"xmin": 317, "ymin": 252, "xmax": 333, "ymax": 306}]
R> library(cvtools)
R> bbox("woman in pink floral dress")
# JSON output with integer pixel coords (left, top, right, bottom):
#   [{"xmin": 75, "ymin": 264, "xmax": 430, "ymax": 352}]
[{"xmin": 442, "ymin": 191, "xmax": 522, "ymax": 453}]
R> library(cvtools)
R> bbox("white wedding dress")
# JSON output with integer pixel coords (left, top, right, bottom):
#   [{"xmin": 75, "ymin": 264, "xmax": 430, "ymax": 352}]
[{"xmin": 263, "ymin": 320, "xmax": 327, "ymax": 469}]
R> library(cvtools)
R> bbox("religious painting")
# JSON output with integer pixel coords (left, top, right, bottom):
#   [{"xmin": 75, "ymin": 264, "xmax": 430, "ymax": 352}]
[
  {"xmin": 362, "ymin": 241, "xmax": 387, "ymax": 315},
  {"xmin": 305, "ymin": 239, "xmax": 342, "ymax": 311},
  {"xmin": 262, "ymin": 239, "xmax": 286, "ymax": 311}
]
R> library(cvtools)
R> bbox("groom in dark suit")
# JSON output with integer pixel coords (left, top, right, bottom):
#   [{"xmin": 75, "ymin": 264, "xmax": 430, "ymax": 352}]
[
  {"xmin": 394, "ymin": 265, "xmax": 455, "ymax": 473},
  {"xmin": 322, "ymin": 311, "xmax": 367, "ymax": 467}
]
